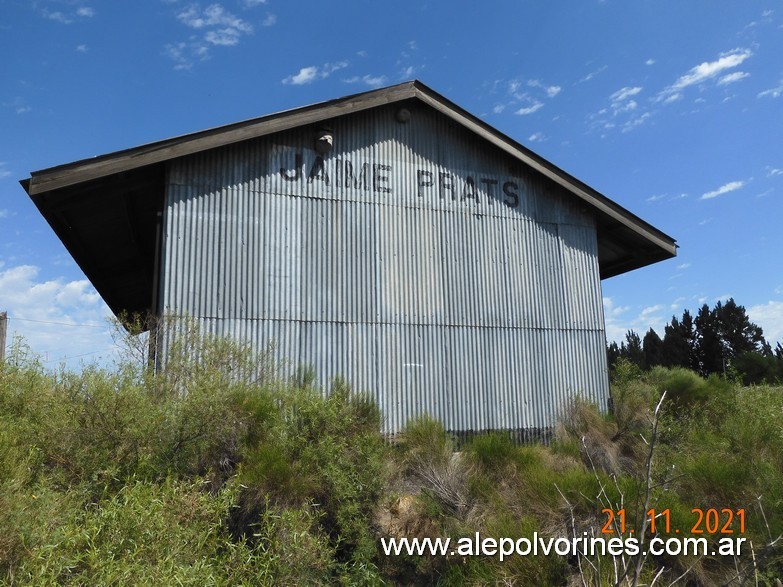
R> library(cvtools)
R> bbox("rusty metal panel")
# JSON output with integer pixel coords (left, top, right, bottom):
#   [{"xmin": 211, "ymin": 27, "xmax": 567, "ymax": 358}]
[{"xmin": 160, "ymin": 103, "xmax": 609, "ymax": 436}]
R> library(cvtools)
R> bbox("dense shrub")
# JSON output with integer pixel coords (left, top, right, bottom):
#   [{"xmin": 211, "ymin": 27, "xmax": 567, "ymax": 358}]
[{"xmin": 2, "ymin": 335, "xmax": 782, "ymax": 586}]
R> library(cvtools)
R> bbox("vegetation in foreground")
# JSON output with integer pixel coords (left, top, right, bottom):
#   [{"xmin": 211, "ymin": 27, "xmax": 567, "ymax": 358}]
[{"xmin": 1, "ymin": 331, "xmax": 782, "ymax": 585}]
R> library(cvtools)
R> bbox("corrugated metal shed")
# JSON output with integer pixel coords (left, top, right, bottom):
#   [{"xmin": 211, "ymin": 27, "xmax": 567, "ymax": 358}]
[{"xmin": 22, "ymin": 81, "xmax": 677, "ymax": 436}]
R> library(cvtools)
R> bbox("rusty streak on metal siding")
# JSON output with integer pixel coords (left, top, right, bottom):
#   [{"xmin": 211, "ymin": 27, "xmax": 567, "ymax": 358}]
[{"xmin": 160, "ymin": 103, "xmax": 609, "ymax": 434}]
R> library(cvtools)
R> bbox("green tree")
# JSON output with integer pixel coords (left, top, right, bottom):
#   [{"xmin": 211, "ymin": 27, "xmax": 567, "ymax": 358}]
[
  {"xmin": 607, "ymin": 340, "xmax": 621, "ymax": 374},
  {"xmin": 694, "ymin": 299, "xmax": 766, "ymax": 376},
  {"xmin": 661, "ymin": 310, "xmax": 696, "ymax": 370},
  {"xmin": 642, "ymin": 328, "xmax": 664, "ymax": 369},
  {"xmin": 620, "ymin": 330, "xmax": 644, "ymax": 368}
]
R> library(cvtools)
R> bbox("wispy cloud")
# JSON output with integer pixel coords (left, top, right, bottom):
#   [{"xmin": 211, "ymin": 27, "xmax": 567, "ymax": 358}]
[
  {"xmin": 658, "ymin": 48, "xmax": 753, "ymax": 102},
  {"xmin": 344, "ymin": 74, "xmax": 388, "ymax": 88},
  {"xmin": 167, "ymin": 3, "xmax": 259, "ymax": 68},
  {"xmin": 261, "ymin": 13, "xmax": 276, "ymax": 26},
  {"xmin": 718, "ymin": 71, "xmax": 749, "ymax": 85},
  {"xmin": 0, "ymin": 162, "xmax": 12, "ymax": 179},
  {"xmin": 42, "ymin": 10, "xmax": 72, "ymax": 24},
  {"xmin": 610, "ymin": 86, "xmax": 642, "ymax": 114},
  {"xmin": 528, "ymin": 79, "xmax": 561, "ymax": 98},
  {"xmin": 767, "ymin": 167, "xmax": 783, "ymax": 177},
  {"xmin": 40, "ymin": 5, "xmax": 95, "ymax": 24},
  {"xmin": 758, "ymin": 81, "xmax": 783, "ymax": 98},
  {"xmin": 490, "ymin": 77, "xmax": 561, "ymax": 117},
  {"xmin": 282, "ymin": 61, "xmax": 350, "ymax": 85},
  {"xmin": 700, "ymin": 180, "xmax": 745, "ymax": 200},
  {"xmin": 589, "ymin": 86, "xmax": 651, "ymax": 134},
  {"xmin": 528, "ymin": 132, "xmax": 545, "ymax": 142},
  {"xmin": 515, "ymin": 101, "xmax": 544, "ymax": 116},
  {"xmin": 645, "ymin": 58, "xmax": 655, "ymax": 66},
  {"xmin": 580, "ymin": 65, "xmax": 607, "ymax": 83},
  {"xmin": 177, "ymin": 3, "xmax": 252, "ymax": 39},
  {"xmin": 2, "ymin": 97, "xmax": 31, "ymax": 115}
]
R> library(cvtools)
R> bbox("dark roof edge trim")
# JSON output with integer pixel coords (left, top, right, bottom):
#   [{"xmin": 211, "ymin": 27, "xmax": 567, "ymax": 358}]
[{"xmin": 25, "ymin": 82, "xmax": 418, "ymax": 196}]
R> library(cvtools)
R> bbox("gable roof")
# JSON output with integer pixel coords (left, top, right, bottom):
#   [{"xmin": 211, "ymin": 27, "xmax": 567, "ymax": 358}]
[{"xmin": 21, "ymin": 80, "xmax": 676, "ymax": 320}]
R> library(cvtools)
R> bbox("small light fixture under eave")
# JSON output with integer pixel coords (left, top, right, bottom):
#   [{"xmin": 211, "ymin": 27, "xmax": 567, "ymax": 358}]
[{"xmin": 315, "ymin": 129, "xmax": 333, "ymax": 155}]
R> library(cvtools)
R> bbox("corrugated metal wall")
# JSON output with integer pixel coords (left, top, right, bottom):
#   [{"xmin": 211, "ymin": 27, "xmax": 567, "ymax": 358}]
[{"xmin": 159, "ymin": 103, "xmax": 609, "ymax": 435}]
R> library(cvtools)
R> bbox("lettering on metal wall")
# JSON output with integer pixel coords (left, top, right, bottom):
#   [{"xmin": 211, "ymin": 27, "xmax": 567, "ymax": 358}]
[{"xmin": 275, "ymin": 149, "xmax": 520, "ymax": 208}]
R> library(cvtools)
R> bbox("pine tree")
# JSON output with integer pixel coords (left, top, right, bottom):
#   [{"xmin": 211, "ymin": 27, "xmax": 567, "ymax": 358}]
[
  {"xmin": 661, "ymin": 310, "xmax": 695, "ymax": 369},
  {"xmin": 620, "ymin": 330, "xmax": 644, "ymax": 368},
  {"xmin": 642, "ymin": 328, "xmax": 664, "ymax": 369}
]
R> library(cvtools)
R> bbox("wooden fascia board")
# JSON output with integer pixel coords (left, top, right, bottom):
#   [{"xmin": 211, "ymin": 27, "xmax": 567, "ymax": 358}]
[{"xmin": 26, "ymin": 83, "xmax": 418, "ymax": 196}]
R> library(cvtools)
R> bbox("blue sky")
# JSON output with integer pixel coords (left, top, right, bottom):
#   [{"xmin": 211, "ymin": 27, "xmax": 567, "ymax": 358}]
[{"xmin": 1, "ymin": 0, "xmax": 782, "ymax": 367}]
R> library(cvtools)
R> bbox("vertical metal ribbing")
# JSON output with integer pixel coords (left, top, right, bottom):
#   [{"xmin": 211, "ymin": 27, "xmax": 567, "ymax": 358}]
[{"xmin": 160, "ymin": 103, "xmax": 610, "ymax": 436}]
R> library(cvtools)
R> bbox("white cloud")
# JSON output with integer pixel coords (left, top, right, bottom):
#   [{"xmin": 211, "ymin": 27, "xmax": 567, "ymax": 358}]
[
  {"xmin": 400, "ymin": 65, "xmax": 415, "ymax": 78},
  {"xmin": 261, "ymin": 13, "xmax": 276, "ymax": 26},
  {"xmin": 0, "ymin": 265, "xmax": 116, "ymax": 367},
  {"xmin": 676, "ymin": 263, "xmax": 691, "ymax": 270},
  {"xmin": 602, "ymin": 299, "xmax": 668, "ymax": 343},
  {"xmin": 40, "ymin": 5, "xmax": 95, "ymax": 23},
  {"xmin": 496, "ymin": 78, "xmax": 560, "ymax": 116},
  {"xmin": 621, "ymin": 112, "xmax": 651, "ymax": 132},
  {"xmin": 528, "ymin": 80, "xmax": 561, "ymax": 98},
  {"xmin": 177, "ymin": 4, "xmax": 252, "ymax": 32},
  {"xmin": 580, "ymin": 65, "xmax": 607, "ymax": 83},
  {"xmin": 282, "ymin": 61, "xmax": 350, "ymax": 85},
  {"xmin": 528, "ymin": 132, "xmax": 545, "ymax": 142},
  {"xmin": 164, "ymin": 43, "xmax": 193, "ymax": 71},
  {"xmin": 603, "ymin": 297, "xmax": 631, "ymax": 343},
  {"xmin": 767, "ymin": 168, "xmax": 783, "ymax": 177},
  {"xmin": 205, "ymin": 27, "xmax": 247, "ymax": 45},
  {"xmin": 758, "ymin": 81, "xmax": 783, "ymax": 99},
  {"xmin": 243, "ymin": 0, "xmax": 267, "ymax": 5},
  {"xmin": 588, "ymin": 86, "xmax": 650, "ymax": 134},
  {"xmin": 515, "ymin": 101, "xmax": 543, "ymax": 116},
  {"xmin": 0, "ymin": 162, "xmax": 11, "ymax": 179},
  {"xmin": 76, "ymin": 44, "xmax": 88, "ymax": 52},
  {"xmin": 283, "ymin": 66, "xmax": 319, "ymax": 85},
  {"xmin": 645, "ymin": 58, "xmax": 655, "ymax": 66},
  {"xmin": 658, "ymin": 48, "xmax": 752, "ymax": 102},
  {"xmin": 0, "ymin": 209, "xmax": 9, "ymax": 218},
  {"xmin": 647, "ymin": 194, "xmax": 666, "ymax": 202},
  {"xmin": 662, "ymin": 92, "xmax": 682, "ymax": 104},
  {"xmin": 168, "ymin": 3, "xmax": 255, "ymax": 66},
  {"xmin": 718, "ymin": 71, "xmax": 749, "ymax": 85},
  {"xmin": 673, "ymin": 48, "xmax": 752, "ymax": 90},
  {"xmin": 357, "ymin": 74, "xmax": 387, "ymax": 88},
  {"xmin": 611, "ymin": 86, "xmax": 642, "ymax": 103},
  {"xmin": 700, "ymin": 180, "xmax": 745, "ymax": 200},
  {"xmin": 43, "ymin": 10, "xmax": 72, "ymax": 24}
]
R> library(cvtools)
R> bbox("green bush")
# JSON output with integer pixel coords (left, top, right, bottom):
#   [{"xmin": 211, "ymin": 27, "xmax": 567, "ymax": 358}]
[{"xmin": 3, "ymin": 335, "xmax": 783, "ymax": 585}]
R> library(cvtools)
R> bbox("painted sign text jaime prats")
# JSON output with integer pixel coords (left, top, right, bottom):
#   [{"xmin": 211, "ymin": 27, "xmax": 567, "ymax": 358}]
[{"xmin": 274, "ymin": 149, "xmax": 521, "ymax": 208}]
